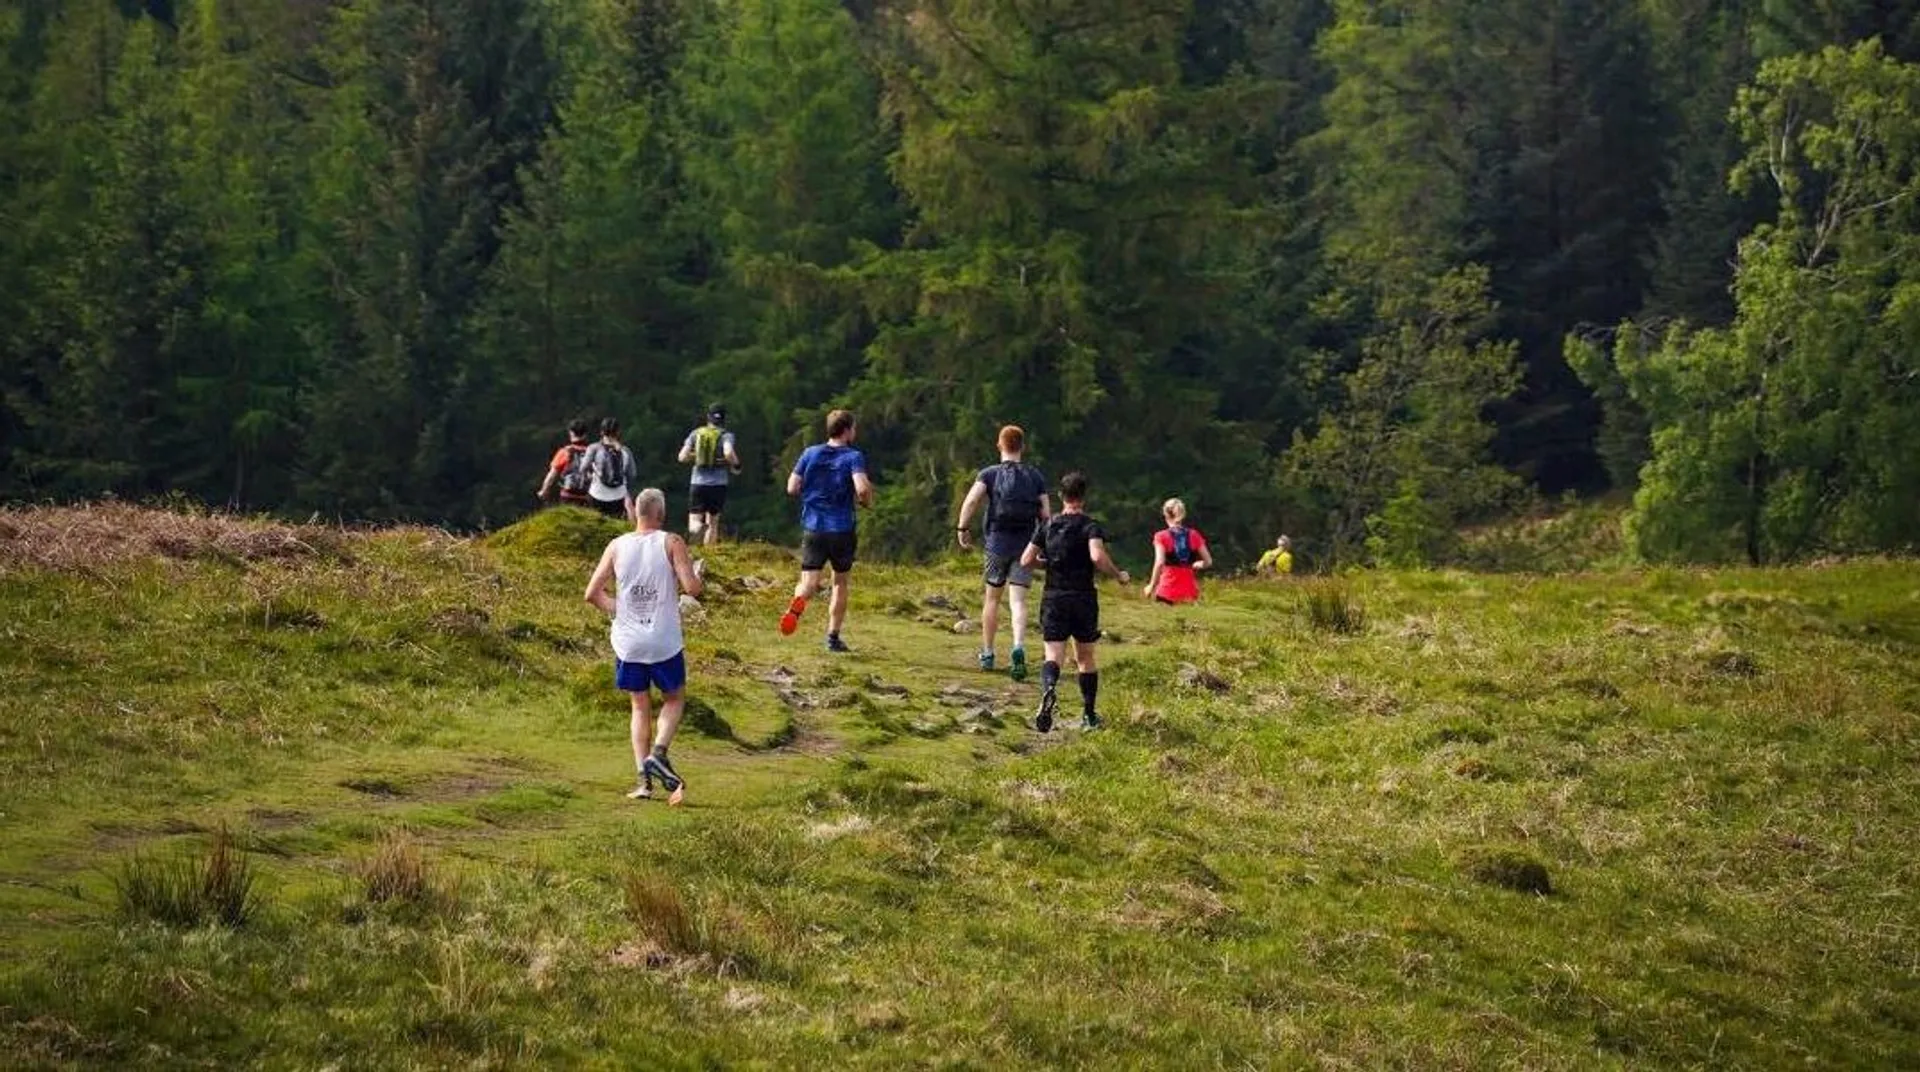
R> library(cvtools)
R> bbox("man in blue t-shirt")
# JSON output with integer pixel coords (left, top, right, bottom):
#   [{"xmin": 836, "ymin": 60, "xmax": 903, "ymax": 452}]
[
  {"xmin": 954, "ymin": 424, "xmax": 1049, "ymax": 680},
  {"xmin": 779, "ymin": 409, "xmax": 874, "ymax": 651}
]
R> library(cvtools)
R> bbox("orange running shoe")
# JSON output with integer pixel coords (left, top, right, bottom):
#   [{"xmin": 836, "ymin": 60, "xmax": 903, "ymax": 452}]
[{"xmin": 779, "ymin": 595, "xmax": 807, "ymax": 635}]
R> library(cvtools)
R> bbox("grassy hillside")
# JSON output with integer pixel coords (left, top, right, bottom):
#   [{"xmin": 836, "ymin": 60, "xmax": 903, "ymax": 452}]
[{"xmin": 1, "ymin": 505, "xmax": 1916, "ymax": 1068}]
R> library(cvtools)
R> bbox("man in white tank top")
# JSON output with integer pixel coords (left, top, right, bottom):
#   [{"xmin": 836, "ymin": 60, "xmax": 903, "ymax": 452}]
[{"xmin": 584, "ymin": 487, "xmax": 704, "ymax": 803}]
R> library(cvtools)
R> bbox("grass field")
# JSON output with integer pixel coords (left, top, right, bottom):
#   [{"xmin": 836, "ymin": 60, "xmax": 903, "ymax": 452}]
[{"xmin": 1, "ymin": 504, "xmax": 1916, "ymax": 1068}]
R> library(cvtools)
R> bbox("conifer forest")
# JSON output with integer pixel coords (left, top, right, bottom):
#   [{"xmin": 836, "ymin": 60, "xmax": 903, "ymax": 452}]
[{"xmin": 3, "ymin": 0, "xmax": 1918, "ymax": 565}]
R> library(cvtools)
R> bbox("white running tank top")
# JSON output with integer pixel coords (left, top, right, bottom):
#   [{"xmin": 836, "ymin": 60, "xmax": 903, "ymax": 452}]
[{"xmin": 610, "ymin": 530, "xmax": 683, "ymax": 664}]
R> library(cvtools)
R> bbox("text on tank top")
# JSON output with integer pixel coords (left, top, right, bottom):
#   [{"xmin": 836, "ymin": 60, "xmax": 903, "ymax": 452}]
[{"xmin": 611, "ymin": 531, "xmax": 683, "ymax": 664}]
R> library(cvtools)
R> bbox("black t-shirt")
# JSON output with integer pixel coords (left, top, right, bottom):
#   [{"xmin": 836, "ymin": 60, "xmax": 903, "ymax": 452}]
[{"xmin": 1032, "ymin": 512, "xmax": 1106, "ymax": 594}]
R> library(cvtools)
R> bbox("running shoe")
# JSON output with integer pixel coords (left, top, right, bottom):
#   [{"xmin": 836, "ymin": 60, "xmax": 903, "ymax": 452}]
[
  {"xmin": 778, "ymin": 596, "xmax": 806, "ymax": 636},
  {"xmin": 1034, "ymin": 686, "xmax": 1057, "ymax": 734},
  {"xmin": 1009, "ymin": 646, "xmax": 1027, "ymax": 682},
  {"xmin": 641, "ymin": 754, "xmax": 685, "ymax": 806},
  {"xmin": 825, "ymin": 634, "xmax": 852, "ymax": 653},
  {"xmin": 1081, "ymin": 712, "xmax": 1103, "ymax": 731},
  {"xmin": 978, "ymin": 649, "xmax": 995, "ymax": 672},
  {"xmin": 626, "ymin": 780, "xmax": 653, "ymax": 800}
]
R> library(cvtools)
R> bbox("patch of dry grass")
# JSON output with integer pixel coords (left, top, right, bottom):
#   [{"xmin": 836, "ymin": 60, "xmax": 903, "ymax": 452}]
[
  {"xmin": 0, "ymin": 503, "xmax": 341, "ymax": 571},
  {"xmin": 354, "ymin": 831, "xmax": 461, "ymax": 917}
]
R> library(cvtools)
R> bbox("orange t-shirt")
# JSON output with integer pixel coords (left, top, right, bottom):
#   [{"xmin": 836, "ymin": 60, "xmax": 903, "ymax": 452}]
[{"xmin": 1152, "ymin": 527, "xmax": 1206, "ymax": 602}]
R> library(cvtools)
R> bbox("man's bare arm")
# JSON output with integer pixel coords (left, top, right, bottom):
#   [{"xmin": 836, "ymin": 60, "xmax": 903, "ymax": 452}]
[
  {"xmin": 584, "ymin": 544, "xmax": 618, "ymax": 615},
  {"xmin": 955, "ymin": 481, "xmax": 988, "ymax": 546},
  {"xmin": 1089, "ymin": 538, "xmax": 1131, "ymax": 585},
  {"xmin": 668, "ymin": 536, "xmax": 704, "ymax": 598}
]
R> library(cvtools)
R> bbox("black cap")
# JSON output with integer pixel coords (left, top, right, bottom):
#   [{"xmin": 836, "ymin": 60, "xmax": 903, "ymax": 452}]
[{"xmin": 707, "ymin": 404, "xmax": 726, "ymax": 424}]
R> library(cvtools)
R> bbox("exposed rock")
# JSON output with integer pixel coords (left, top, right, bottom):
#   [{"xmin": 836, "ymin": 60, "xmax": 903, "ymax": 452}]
[
  {"xmin": 939, "ymin": 684, "xmax": 996, "ymax": 706},
  {"xmin": 1175, "ymin": 663, "xmax": 1231, "ymax": 693},
  {"xmin": 864, "ymin": 675, "xmax": 910, "ymax": 697},
  {"xmin": 950, "ymin": 618, "xmax": 976, "ymax": 635},
  {"xmin": 955, "ymin": 705, "xmax": 1002, "ymax": 728}
]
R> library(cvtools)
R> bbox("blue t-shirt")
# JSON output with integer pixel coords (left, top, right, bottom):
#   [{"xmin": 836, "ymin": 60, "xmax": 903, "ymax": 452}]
[{"xmin": 793, "ymin": 443, "xmax": 866, "ymax": 534}]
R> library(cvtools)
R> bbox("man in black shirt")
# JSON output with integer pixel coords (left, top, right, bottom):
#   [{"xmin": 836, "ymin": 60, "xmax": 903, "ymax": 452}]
[{"xmin": 1019, "ymin": 471, "xmax": 1130, "ymax": 732}]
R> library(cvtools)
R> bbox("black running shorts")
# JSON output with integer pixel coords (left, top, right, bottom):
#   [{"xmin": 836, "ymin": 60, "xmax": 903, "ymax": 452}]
[
  {"xmin": 1040, "ymin": 592, "xmax": 1100, "ymax": 644},
  {"xmin": 800, "ymin": 529, "xmax": 857, "ymax": 573},
  {"xmin": 689, "ymin": 483, "xmax": 728, "ymax": 516}
]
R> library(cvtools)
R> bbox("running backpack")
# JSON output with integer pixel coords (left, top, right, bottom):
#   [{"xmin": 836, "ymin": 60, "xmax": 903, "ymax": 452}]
[
  {"xmin": 986, "ymin": 463, "xmax": 1042, "ymax": 532},
  {"xmin": 594, "ymin": 444, "xmax": 628, "ymax": 489},
  {"xmin": 558, "ymin": 445, "xmax": 591, "ymax": 494},
  {"xmin": 692, "ymin": 426, "xmax": 724, "ymax": 468},
  {"xmin": 1170, "ymin": 526, "xmax": 1196, "ymax": 566}
]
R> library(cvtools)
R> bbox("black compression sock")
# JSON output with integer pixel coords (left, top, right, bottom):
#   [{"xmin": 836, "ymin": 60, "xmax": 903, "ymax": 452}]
[
  {"xmin": 1042, "ymin": 661, "xmax": 1061, "ymax": 689},
  {"xmin": 651, "ymin": 743, "xmax": 669, "ymax": 760},
  {"xmin": 1078, "ymin": 671, "xmax": 1098, "ymax": 716}
]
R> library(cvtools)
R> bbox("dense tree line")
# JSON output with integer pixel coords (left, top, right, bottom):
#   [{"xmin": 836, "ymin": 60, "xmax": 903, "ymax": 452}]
[{"xmin": 2, "ymin": 0, "xmax": 1917, "ymax": 564}]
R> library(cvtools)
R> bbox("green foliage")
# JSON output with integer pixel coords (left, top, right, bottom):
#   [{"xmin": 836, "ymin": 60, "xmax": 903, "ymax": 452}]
[
  {"xmin": 675, "ymin": 0, "xmax": 898, "ymax": 540},
  {"xmin": 1602, "ymin": 41, "xmax": 1920, "ymax": 563},
  {"xmin": 4, "ymin": 0, "xmax": 1920, "ymax": 567},
  {"xmin": 839, "ymin": 0, "xmax": 1286, "ymax": 557},
  {"xmin": 1285, "ymin": 267, "xmax": 1522, "ymax": 567},
  {"xmin": 1314, "ymin": 0, "xmax": 1666, "ymax": 490},
  {"xmin": 1565, "ymin": 329, "xmax": 1653, "ymax": 491},
  {"xmin": 1448, "ymin": 495, "xmax": 1629, "ymax": 573}
]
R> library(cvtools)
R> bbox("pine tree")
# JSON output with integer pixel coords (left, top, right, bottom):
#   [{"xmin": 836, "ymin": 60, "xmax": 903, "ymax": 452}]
[
  {"xmin": 1285, "ymin": 267, "xmax": 1522, "ymax": 567},
  {"xmin": 165, "ymin": 0, "xmax": 311, "ymax": 508},
  {"xmin": 467, "ymin": 0, "xmax": 707, "ymax": 524},
  {"xmin": 1313, "ymin": 0, "xmax": 1666, "ymax": 493},
  {"xmin": 677, "ymin": 0, "xmax": 898, "ymax": 537},
  {"xmin": 845, "ymin": 0, "xmax": 1280, "ymax": 556},
  {"xmin": 297, "ymin": 0, "xmax": 554, "ymax": 522}
]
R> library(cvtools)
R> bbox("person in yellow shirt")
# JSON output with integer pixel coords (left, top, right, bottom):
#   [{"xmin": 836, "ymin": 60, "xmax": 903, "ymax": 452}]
[{"xmin": 1256, "ymin": 534, "xmax": 1293, "ymax": 575}]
